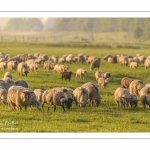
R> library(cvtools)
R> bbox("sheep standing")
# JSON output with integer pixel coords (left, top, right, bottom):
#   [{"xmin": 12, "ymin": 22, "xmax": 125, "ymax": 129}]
[
  {"xmin": 73, "ymin": 87, "xmax": 88, "ymax": 107},
  {"xmin": 7, "ymin": 85, "xmax": 41, "ymax": 111},
  {"xmin": 130, "ymin": 62, "xmax": 138, "ymax": 69},
  {"xmin": 121, "ymin": 77, "xmax": 134, "ymax": 89},
  {"xmin": 0, "ymin": 61, "xmax": 7, "ymax": 70},
  {"xmin": 17, "ymin": 62, "xmax": 29, "ymax": 76},
  {"xmin": 76, "ymin": 68, "xmax": 87, "ymax": 79},
  {"xmin": 15, "ymin": 79, "xmax": 28, "ymax": 88},
  {"xmin": 90, "ymin": 58, "xmax": 100, "ymax": 71},
  {"xmin": 81, "ymin": 82, "xmax": 101, "ymax": 106},
  {"xmin": 97, "ymin": 77, "xmax": 110, "ymax": 88},
  {"xmin": 7, "ymin": 60, "xmax": 18, "ymax": 70},
  {"xmin": 114, "ymin": 87, "xmax": 131, "ymax": 108},
  {"xmin": 33, "ymin": 89, "xmax": 44, "ymax": 103},
  {"xmin": 42, "ymin": 89, "xmax": 72, "ymax": 112}
]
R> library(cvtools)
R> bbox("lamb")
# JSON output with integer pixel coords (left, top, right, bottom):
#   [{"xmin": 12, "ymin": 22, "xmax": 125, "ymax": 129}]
[
  {"xmin": 97, "ymin": 77, "xmax": 110, "ymax": 88},
  {"xmin": 114, "ymin": 87, "xmax": 131, "ymax": 108},
  {"xmin": 4, "ymin": 72, "xmax": 12, "ymax": 79},
  {"xmin": 17, "ymin": 62, "xmax": 29, "ymax": 76},
  {"xmin": 73, "ymin": 87, "xmax": 88, "ymax": 107},
  {"xmin": 76, "ymin": 68, "xmax": 87, "ymax": 79},
  {"xmin": 90, "ymin": 58, "xmax": 100, "ymax": 71},
  {"xmin": 61, "ymin": 71, "xmax": 72, "ymax": 81},
  {"xmin": 121, "ymin": 77, "xmax": 134, "ymax": 89},
  {"xmin": 7, "ymin": 60, "xmax": 18, "ymax": 70},
  {"xmin": 129, "ymin": 79, "xmax": 145, "ymax": 96},
  {"xmin": 0, "ymin": 86, "xmax": 7, "ymax": 104},
  {"xmin": 130, "ymin": 62, "xmax": 138, "ymax": 69},
  {"xmin": 7, "ymin": 85, "xmax": 41, "ymax": 111},
  {"xmin": 41, "ymin": 89, "xmax": 72, "ymax": 112},
  {"xmin": 81, "ymin": 82, "xmax": 101, "ymax": 106},
  {"xmin": 139, "ymin": 86, "xmax": 150, "ymax": 109}
]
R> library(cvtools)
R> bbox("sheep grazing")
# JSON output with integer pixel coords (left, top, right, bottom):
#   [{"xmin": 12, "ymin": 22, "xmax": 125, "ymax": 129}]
[
  {"xmin": 7, "ymin": 85, "xmax": 41, "ymax": 111},
  {"xmin": 54, "ymin": 64, "xmax": 69, "ymax": 73},
  {"xmin": 73, "ymin": 87, "xmax": 88, "ymax": 107},
  {"xmin": 144, "ymin": 58, "xmax": 150, "ymax": 69},
  {"xmin": 0, "ymin": 61, "xmax": 7, "ymax": 70},
  {"xmin": 7, "ymin": 60, "xmax": 18, "ymax": 71},
  {"xmin": 129, "ymin": 79, "xmax": 145, "ymax": 96},
  {"xmin": 17, "ymin": 62, "xmax": 29, "ymax": 76},
  {"xmin": 0, "ymin": 86, "xmax": 7, "ymax": 104},
  {"xmin": 130, "ymin": 93, "xmax": 138, "ymax": 108},
  {"xmin": 118, "ymin": 55, "xmax": 128, "ymax": 66},
  {"xmin": 121, "ymin": 77, "xmax": 134, "ymax": 89},
  {"xmin": 1, "ymin": 77, "xmax": 15, "ymax": 87},
  {"xmin": 81, "ymin": 82, "xmax": 101, "ymax": 106},
  {"xmin": 15, "ymin": 79, "xmax": 28, "ymax": 88},
  {"xmin": 44, "ymin": 60, "xmax": 55, "ymax": 72},
  {"xmin": 61, "ymin": 71, "xmax": 72, "ymax": 81},
  {"xmin": 95, "ymin": 70, "xmax": 110, "ymax": 81},
  {"xmin": 130, "ymin": 62, "xmax": 138, "ymax": 69},
  {"xmin": 4, "ymin": 72, "xmax": 12, "ymax": 79},
  {"xmin": 114, "ymin": 87, "xmax": 131, "ymax": 108},
  {"xmin": 90, "ymin": 58, "xmax": 100, "ymax": 71},
  {"xmin": 76, "ymin": 68, "xmax": 87, "ymax": 79},
  {"xmin": 42, "ymin": 89, "xmax": 72, "ymax": 112},
  {"xmin": 139, "ymin": 86, "xmax": 150, "ymax": 109},
  {"xmin": 97, "ymin": 77, "xmax": 110, "ymax": 88}
]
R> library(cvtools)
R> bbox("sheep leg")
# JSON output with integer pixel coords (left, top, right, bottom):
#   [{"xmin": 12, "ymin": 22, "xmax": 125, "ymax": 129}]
[
  {"xmin": 54, "ymin": 105, "xmax": 56, "ymax": 111},
  {"xmin": 61, "ymin": 105, "xmax": 66, "ymax": 112}
]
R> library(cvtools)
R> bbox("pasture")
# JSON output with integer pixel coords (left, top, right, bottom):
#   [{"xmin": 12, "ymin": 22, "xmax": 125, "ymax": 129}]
[{"xmin": 0, "ymin": 41, "xmax": 150, "ymax": 132}]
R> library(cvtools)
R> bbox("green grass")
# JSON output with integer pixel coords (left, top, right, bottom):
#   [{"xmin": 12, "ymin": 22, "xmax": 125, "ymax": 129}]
[{"xmin": 1, "ymin": 41, "xmax": 150, "ymax": 132}]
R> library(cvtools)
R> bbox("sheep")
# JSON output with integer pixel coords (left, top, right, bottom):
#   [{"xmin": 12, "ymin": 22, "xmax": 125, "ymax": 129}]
[
  {"xmin": 73, "ymin": 87, "xmax": 88, "ymax": 107},
  {"xmin": 44, "ymin": 60, "xmax": 55, "ymax": 72},
  {"xmin": 49, "ymin": 55, "xmax": 58, "ymax": 64},
  {"xmin": 129, "ymin": 79, "xmax": 145, "ymax": 96},
  {"xmin": 7, "ymin": 85, "xmax": 41, "ymax": 111},
  {"xmin": 41, "ymin": 89, "xmax": 72, "ymax": 112},
  {"xmin": 114, "ymin": 87, "xmax": 131, "ymax": 108},
  {"xmin": 0, "ymin": 86, "xmax": 7, "ymax": 104},
  {"xmin": 118, "ymin": 56, "xmax": 128, "ymax": 66},
  {"xmin": 76, "ymin": 68, "xmax": 87, "ymax": 79},
  {"xmin": 33, "ymin": 89, "xmax": 44, "ymax": 103},
  {"xmin": 144, "ymin": 58, "xmax": 150, "ymax": 69},
  {"xmin": 0, "ymin": 61, "xmax": 7, "ymax": 70},
  {"xmin": 81, "ymin": 82, "xmax": 101, "ymax": 106},
  {"xmin": 95, "ymin": 70, "xmax": 111, "ymax": 81},
  {"xmin": 4, "ymin": 72, "xmax": 12, "ymax": 79},
  {"xmin": 97, "ymin": 77, "xmax": 110, "ymax": 88},
  {"xmin": 54, "ymin": 64, "xmax": 69, "ymax": 73},
  {"xmin": 90, "ymin": 58, "xmax": 100, "ymax": 71},
  {"xmin": 103, "ymin": 55, "xmax": 113, "ymax": 61},
  {"xmin": 130, "ymin": 93, "xmax": 138, "ymax": 108},
  {"xmin": 61, "ymin": 71, "xmax": 72, "ymax": 81},
  {"xmin": 15, "ymin": 79, "xmax": 28, "ymax": 88},
  {"xmin": 17, "ymin": 62, "xmax": 29, "ymax": 76},
  {"xmin": 130, "ymin": 62, "xmax": 138, "ymax": 69},
  {"xmin": 121, "ymin": 77, "xmax": 134, "ymax": 89},
  {"xmin": 28, "ymin": 61, "xmax": 40, "ymax": 72},
  {"xmin": 7, "ymin": 60, "xmax": 18, "ymax": 71},
  {"xmin": 86, "ymin": 56, "xmax": 97, "ymax": 64},
  {"xmin": 139, "ymin": 86, "xmax": 150, "ymax": 109}
]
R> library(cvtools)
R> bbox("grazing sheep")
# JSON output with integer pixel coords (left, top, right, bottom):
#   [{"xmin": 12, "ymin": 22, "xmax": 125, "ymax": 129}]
[
  {"xmin": 97, "ymin": 77, "xmax": 110, "ymax": 88},
  {"xmin": 121, "ymin": 77, "xmax": 134, "ymax": 89},
  {"xmin": 103, "ymin": 55, "xmax": 113, "ymax": 61},
  {"xmin": 7, "ymin": 85, "xmax": 41, "ymax": 111},
  {"xmin": 90, "ymin": 58, "xmax": 100, "ymax": 71},
  {"xmin": 28, "ymin": 61, "xmax": 40, "ymax": 72},
  {"xmin": 4, "ymin": 72, "xmax": 12, "ymax": 79},
  {"xmin": 15, "ymin": 79, "xmax": 28, "ymax": 88},
  {"xmin": 73, "ymin": 87, "xmax": 88, "ymax": 107},
  {"xmin": 144, "ymin": 58, "xmax": 150, "ymax": 69},
  {"xmin": 81, "ymin": 82, "xmax": 101, "ymax": 106},
  {"xmin": 7, "ymin": 60, "xmax": 18, "ymax": 70},
  {"xmin": 0, "ymin": 86, "xmax": 7, "ymax": 104},
  {"xmin": 86, "ymin": 56, "xmax": 97, "ymax": 64},
  {"xmin": 118, "ymin": 56, "xmax": 128, "ymax": 66},
  {"xmin": 130, "ymin": 93, "xmax": 138, "ymax": 108},
  {"xmin": 49, "ymin": 55, "xmax": 58, "ymax": 64},
  {"xmin": 1, "ymin": 77, "xmax": 15, "ymax": 86},
  {"xmin": 76, "ymin": 68, "xmax": 87, "ymax": 79},
  {"xmin": 17, "ymin": 62, "xmax": 29, "ymax": 76},
  {"xmin": 130, "ymin": 62, "xmax": 138, "ymax": 69},
  {"xmin": 33, "ymin": 89, "xmax": 44, "ymax": 103},
  {"xmin": 95, "ymin": 70, "xmax": 110, "ymax": 81},
  {"xmin": 129, "ymin": 79, "xmax": 145, "ymax": 96},
  {"xmin": 61, "ymin": 71, "xmax": 72, "ymax": 81},
  {"xmin": 54, "ymin": 64, "xmax": 69, "ymax": 73},
  {"xmin": 44, "ymin": 60, "xmax": 55, "ymax": 72},
  {"xmin": 114, "ymin": 87, "xmax": 131, "ymax": 108},
  {"xmin": 42, "ymin": 89, "xmax": 72, "ymax": 112},
  {"xmin": 139, "ymin": 86, "xmax": 150, "ymax": 109}
]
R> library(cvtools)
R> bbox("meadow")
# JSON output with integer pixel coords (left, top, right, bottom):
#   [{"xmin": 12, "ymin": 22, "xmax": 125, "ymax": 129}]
[{"xmin": 0, "ymin": 40, "xmax": 150, "ymax": 133}]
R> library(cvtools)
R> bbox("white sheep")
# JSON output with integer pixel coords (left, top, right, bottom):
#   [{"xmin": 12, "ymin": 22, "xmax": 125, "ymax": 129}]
[
  {"xmin": 0, "ymin": 86, "xmax": 7, "ymax": 104},
  {"xmin": 76, "ymin": 68, "xmax": 87, "ymax": 79},
  {"xmin": 97, "ymin": 77, "xmax": 110, "ymax": 88}
]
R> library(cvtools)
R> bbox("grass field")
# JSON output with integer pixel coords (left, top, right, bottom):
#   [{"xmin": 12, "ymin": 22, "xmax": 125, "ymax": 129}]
[{"xmin": 0, "ymin": 41, "xmax": 150, "ymax": 132}]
